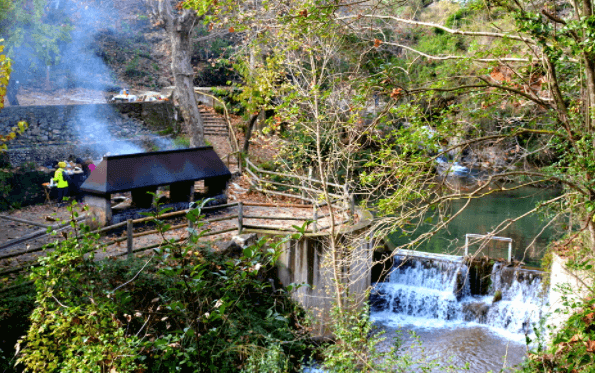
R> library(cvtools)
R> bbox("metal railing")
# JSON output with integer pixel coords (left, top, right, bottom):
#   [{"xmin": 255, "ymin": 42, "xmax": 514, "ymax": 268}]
[{"xmin": 464, "ymin": 233, "xmax": 513, "ymax": 262}]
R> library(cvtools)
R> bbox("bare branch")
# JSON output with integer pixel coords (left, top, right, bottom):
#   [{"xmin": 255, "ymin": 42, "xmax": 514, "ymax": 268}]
[
  {"xmin": 385, "ymin": 41, "xmax": 530, "ymax": 63},
  {"xmin": 337, "ymin": 14, "xmax": 536, "ymax": 44}
]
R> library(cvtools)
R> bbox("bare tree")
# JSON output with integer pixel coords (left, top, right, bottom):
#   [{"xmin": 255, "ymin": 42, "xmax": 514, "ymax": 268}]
[{"xmin": 144, "ymin": 0, "xmax": 205, "ymax": 146}]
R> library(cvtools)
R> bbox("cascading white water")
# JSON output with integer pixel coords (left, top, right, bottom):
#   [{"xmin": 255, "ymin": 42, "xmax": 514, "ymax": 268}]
[
  {"xmin": 371, "ymin": 253, "xmax": 546, "ymax": 339},
  {"xmin": 484, "ymin": 262, "xmax": 545, "ymax": 335}
]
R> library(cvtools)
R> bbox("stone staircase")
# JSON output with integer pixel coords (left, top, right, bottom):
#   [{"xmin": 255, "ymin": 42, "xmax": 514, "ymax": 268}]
[{"xmin": 199, "ymin": 106, "xmax": 229, "ymax": 137}]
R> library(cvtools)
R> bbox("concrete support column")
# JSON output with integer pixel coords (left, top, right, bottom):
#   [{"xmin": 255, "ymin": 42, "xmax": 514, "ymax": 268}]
[
  {"xmin": 170, "ymin": 181, "xmax": 194, "ymax": 203},
  {"xmin": 131, "ymin": 187, "xmax": 156, "ymax": 208},
  {"xmin": 85, "ymin": 193, "xmax": 111, "ymax": 228}
]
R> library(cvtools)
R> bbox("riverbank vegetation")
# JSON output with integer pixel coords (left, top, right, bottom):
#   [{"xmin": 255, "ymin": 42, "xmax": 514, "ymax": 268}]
[{"xmin": 5, "ymin": 202, "xmax": 310, "ymax": 373}]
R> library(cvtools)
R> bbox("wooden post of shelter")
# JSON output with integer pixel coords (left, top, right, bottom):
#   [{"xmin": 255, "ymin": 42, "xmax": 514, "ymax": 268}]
[
  {"xmin": 313, "ymin": 205, "xmax": 318, "ymax": 233},
  {"xmin": 127, "ymin": 219, "xmax": 133, "ymax": 259}
]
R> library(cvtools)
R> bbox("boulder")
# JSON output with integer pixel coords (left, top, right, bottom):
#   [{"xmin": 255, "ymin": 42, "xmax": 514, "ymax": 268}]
[
  {"xmin": 231, "ymin": 233, "xmax": 258, "ymax": 248},
  {"xmin": 219, "ymin": 233, "xmax": 259, "ymax": 258}
]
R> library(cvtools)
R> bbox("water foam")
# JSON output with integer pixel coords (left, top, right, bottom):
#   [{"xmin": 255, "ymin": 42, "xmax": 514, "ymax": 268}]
[{"xmin": 371, "ymin": 253, "xmax": 547, "ymax": 342}]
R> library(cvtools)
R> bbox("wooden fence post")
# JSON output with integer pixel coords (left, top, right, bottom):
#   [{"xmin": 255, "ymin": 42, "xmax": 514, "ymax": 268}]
[
  {"xmin": 238, "ymin": 201, "xmax": 244, "ymax": 234},
  {"xmin": 301, "ymin": 179, "xmax": 307, "ymax": 203},
  {"xmin": 313, "ymin": 205, "xmax": 318, "ymax": 233},
  {"xmin": 238, "ymin": 153, "xmax": 243, "ymax": 175},
  {"xmin": 127, "ymin": 219, "xmax": 133, "ymax": 259}
]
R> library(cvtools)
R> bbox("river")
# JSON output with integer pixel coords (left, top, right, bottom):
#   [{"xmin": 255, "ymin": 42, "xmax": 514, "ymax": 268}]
[
  {"xmin": 375, "ymin": 186, "xmax": 555, "ymax": 371},
  {"xmin": 388, "ymin": 186, "xmax": 562, "ymax": 267}
]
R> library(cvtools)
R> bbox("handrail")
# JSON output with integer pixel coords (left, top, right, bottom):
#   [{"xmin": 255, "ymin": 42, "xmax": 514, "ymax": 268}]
[
  {"xmin": 245, "ymin": 158, "xmax": 345, "ymax": 189},
  {"xmin": 464, "ymin": 233, "xmax": 513, "ymax": 262},
  {"xmin": 247, "ymin": 171, "xmax": 344, "ymax": 199},
  {"xmin": 91, "ymin": 202, "xmax": 240, "ymax": 235},
  {"xmin": 0, "ymin": 200, "xmax": 354, "ymax": 280},
  {"xmin": 244, "ymin": 157, "xmax": 354, "ymax": 222},
  {"xmin": 0, "ymin": 216, "xmax": 87, "ymax": 251},
  {"xmin": 194, "ymin": 89, "xmax": 240, "ymax": 153}
]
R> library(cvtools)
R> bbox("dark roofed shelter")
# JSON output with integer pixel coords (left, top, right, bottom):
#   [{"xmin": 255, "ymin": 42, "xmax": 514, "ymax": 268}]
[{"xmin": 81, "ymin": 147, "xmax": 231, "ymax": 227}]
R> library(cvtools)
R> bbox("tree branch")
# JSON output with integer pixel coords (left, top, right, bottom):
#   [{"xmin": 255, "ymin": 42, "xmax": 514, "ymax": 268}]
[
  {"xmin": 337, "ymin": 14, "xmax": 536, "ymax": 44},
  {"xmin": 476, "ymin": 76, "xmax": 553, "ymax": 108},
  {"xmin": 384, "ymin": 41, "xmax": 530, "ymax": 63}
]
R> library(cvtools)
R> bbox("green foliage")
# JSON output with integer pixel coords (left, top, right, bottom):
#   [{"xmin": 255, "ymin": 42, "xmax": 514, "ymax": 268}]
[
  {"xmin": 158, "ymin": 127, "xmax": 174, "ymax": 136},
  {"xmin": 0, "ymin": 39, "xmax": 10, "ymax": 109},
  {"xmin": 173, "ymin": 136, "xmax": 191, "ymax": 148},
  {"xmin": 17, "ymin": 203, "xmax": 144, "ymax": 373},
  {"xmin": 519, "ymin": 257, "xmax": 595, "ymax": 372},
  {"xmin": 0, "ymin": 168, "xmax": 46, "ymax": 211},
  {"xmin": 124, "ymin": 56, "xmax": 146, "ymax": 78},
  {"xmin": 0, "ymin": 283, "xmax": 35, "ymax": 373},
  {"xmin": 143, "ymin": 200, "xmax": 308, "ymax": 372},
  {"xmin": 15, "ymin": 200, "xmax": 309, "ymax": 373},
  {"xmin": 0, "ymin": 0, "xmax": 73, "ymax": 72}
]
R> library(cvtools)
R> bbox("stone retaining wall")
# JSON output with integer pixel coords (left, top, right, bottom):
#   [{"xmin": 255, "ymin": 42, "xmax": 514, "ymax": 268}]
[
  {"xmin": 0, "ymin": 102, "xmax": 178, "ymax": 166},
  {"xmin": 548, "ymin": 254, "xmax": 593, "ymax": 340}
]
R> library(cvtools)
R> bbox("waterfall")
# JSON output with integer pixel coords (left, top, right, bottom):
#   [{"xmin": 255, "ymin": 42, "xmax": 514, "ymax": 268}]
[{"xmin": 371, "ymin": 251, "xmax": 546, "ymax": 339}]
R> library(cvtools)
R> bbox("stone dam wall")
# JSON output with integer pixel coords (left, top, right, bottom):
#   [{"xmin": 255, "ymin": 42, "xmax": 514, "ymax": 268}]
[{"xmin": 0, "ymin": 102, "xmax": 178, "ymax": 166}]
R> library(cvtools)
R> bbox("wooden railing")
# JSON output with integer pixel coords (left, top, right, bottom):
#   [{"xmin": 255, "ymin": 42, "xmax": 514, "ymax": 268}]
[
  {"xmin": 0, "ymin": 158, "xmax": 358, "ymax": 288},
  {"xmin": 244, "ymin": 157, "xmax": 355, "ymax": 215},
  {"xmin": 0, "ymin": 197, "xmax": 356, "ymax": 283},
  {"xmin": 244, "ymin": 158, "xmax": 356, "ymax": 232}
]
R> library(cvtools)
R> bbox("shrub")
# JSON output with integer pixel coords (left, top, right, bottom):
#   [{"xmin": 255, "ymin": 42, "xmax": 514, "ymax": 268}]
[
  {"xmin": 173, "ymin": 136, "xmax": 191, "ymax": 149},
  {"xmin": 15, "ymin": 201, "xmax": 309, "ymax": 373},
  {"xmin": 0, "ymin": 282, "xmax": 35, "ymax": 373},
  {"xmin": 0, "ymin": 169, "xmax": 47, "ymax": 211}
]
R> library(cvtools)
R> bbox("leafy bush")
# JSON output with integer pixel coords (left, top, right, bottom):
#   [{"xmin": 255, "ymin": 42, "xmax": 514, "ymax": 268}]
[
  {"xmin": 519, "ymin": 256, "xmax": 595, "ymax": 372},
  {"xmin": 0, "ymin": 283, "xmax": 36, "ymax": 373},
  {"xmin": 173, "ymin": 136, "xmax": 191, "ymax": 149},
  {"xmin": 15, "ymin": 201, "xmax": 309, "ymax": 373},
  {"xmin": 0, "ymin": 169, "xmax": 47, "ymax": 211}
]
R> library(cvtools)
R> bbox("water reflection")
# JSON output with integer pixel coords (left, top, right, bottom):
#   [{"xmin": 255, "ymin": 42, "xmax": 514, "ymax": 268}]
[{"xmin": 388, "ymin": 186, "xmax": 562, "ymax": 267}]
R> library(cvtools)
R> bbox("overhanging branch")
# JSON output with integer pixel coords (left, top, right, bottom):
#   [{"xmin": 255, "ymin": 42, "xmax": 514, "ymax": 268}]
[{"xmin": 337, "ymin": 14, "xmax": 535, "ymax": 44}]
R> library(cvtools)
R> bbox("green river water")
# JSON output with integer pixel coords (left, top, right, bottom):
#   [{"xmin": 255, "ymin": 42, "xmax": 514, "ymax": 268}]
[{"xmin": 388, "ymin": 186, "xmax": 562, "ymax": 267}]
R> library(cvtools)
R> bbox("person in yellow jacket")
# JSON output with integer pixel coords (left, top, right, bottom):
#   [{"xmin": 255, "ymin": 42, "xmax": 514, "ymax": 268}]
[{"xmin": 53, "ymin": 161, "xmax": 69, "ymax": 205}]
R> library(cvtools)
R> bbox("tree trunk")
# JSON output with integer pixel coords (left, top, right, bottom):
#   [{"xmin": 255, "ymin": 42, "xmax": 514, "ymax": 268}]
[
  {"xmin": 6, "ymin": 78, "xmax": 19, "ymax": 106},
  {"xmin": 170, "ymin": 20, "xmax": 205, "ymax": 147},
  {"xmin": 146, "ymin": 1, "xmax": 204, "ymax": 147},
  {"xmin": 243, "ymin": 111, "xmax": 261, "ymax": 155}
]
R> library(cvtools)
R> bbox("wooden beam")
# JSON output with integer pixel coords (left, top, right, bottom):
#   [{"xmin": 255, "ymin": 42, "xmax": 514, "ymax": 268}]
[{"xmin": 0, "ymin": 215, "xmax": 49, "ymax": 228}]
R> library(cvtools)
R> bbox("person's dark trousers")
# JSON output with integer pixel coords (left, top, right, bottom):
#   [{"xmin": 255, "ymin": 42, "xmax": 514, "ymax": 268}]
[{"xmin": 57, "ymin": 187, "xmax": 68, "ymax": 206}]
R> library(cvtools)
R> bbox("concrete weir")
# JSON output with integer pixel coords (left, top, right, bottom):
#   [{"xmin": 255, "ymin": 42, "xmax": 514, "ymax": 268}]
[{"xmin": 276, "ymin": 209, "xmax": 374, "ymax": 337}]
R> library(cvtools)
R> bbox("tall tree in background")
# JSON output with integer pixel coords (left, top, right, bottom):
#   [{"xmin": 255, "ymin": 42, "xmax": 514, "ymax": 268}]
[
  {"xmin": 0, "ymin": 0, "xmax": 72, "ymax": 104},
  {"xmin": 0, "ymin": 39, "xmax": 28, "ymax": 150},
  {"xmin": 145, "ymin": 0, "xmax": 207, "ymax": 147}
]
